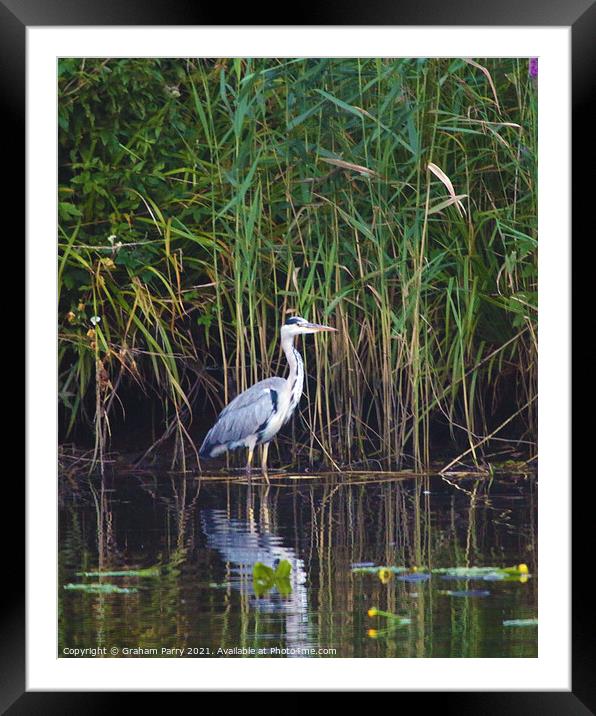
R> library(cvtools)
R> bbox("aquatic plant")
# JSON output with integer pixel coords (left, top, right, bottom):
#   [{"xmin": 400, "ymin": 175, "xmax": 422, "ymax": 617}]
[
  {"xmin": 378, "ymin": 567, "xmax": 393, "ymax": 584},
  {"xmin": 432, "ymin": 563, "xmax": 530, "ymax": 581},
  {"xmin": 252, "ymin": 559, "xmax": 292, "ymax": 597},
  {"xmin": 75, "ymin": 567, "xmax": 160, "ymax": 578},
  {"xmin": 366, "ymin": 606, "xmax": 411, "ymax": 638},
  {"xmin": 503, "ymin": 618, "xmax": 537, "ymax": 627},
  {"xmin": 63, "ymin": 582, "xmax": 138, "ymax": 594}
]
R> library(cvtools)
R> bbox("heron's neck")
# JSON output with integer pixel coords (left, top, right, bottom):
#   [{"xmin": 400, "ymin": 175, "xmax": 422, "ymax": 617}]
[{"xmin": 281, "ymin": 333, "xmax": 304, "ymax": 395}]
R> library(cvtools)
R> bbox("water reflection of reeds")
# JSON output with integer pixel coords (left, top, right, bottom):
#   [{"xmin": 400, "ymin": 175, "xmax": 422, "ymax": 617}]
[{"xmin": 59, "ymin": 471, "xmax": 537, "ymax": 658}]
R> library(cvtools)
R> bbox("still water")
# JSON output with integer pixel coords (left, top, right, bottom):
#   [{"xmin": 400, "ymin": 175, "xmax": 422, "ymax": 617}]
[{"xmin": 59, "ymin": 471, "xmax": 537, "ymax": 658}]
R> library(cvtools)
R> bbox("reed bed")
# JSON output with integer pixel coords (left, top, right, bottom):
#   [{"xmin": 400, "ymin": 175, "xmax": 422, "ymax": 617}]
[{"xmin": 58, "ymin": 58, "xmax": 537, "ymax": 471}]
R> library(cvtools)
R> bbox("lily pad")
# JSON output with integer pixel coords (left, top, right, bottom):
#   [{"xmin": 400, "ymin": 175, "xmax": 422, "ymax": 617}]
[
  {"xmin": 396, "ymin": 572, "xmax": 431, "ymax": 583},
  {"xmin": 76, "ymin": 567, "xmax": 160, "ymax": 578},
  {"xmin": 64, "ymin": 583, "xmax": 138, "ymax": 594},
  {"xmin": 503, "ymin": 618, "xmax": 538, "ymax": 627},
  {"xmin": 432, "ymin": 564, "xmax": 531, "ymax": 581},
  {"xmin": 482, "ymin": 572, "xmax": 530, "ymax": 582},
  {"xmin": 433, "ymin": 566, "xmax": 499, "ymax": 576}
]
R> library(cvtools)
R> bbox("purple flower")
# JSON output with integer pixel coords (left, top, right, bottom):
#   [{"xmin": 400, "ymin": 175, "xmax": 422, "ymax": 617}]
[{"xmin": 529, "ymin": 57, "xmax": 538, "ymax": 79}]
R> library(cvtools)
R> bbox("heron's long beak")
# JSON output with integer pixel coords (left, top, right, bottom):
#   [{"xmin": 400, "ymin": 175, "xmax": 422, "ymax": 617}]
[{"xmin": 308, "ymin": 322, "xmax": 338, "ymax": 332}]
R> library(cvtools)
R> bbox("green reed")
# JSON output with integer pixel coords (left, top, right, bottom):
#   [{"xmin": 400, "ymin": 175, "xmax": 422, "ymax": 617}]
[{"xmin": 58, "ymin": 58, "xmax": 537, "ymax": 471}]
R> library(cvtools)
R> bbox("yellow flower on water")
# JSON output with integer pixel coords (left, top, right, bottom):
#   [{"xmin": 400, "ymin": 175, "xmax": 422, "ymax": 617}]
[
  {"xmin": 378, "ymin": 568, "xmax": 392, "ymax": 584},
  {"xmin": 367, "ymin": 629, "xmax": 378, "ymax": 639},
  {"xmin": 368, "ymin": 607, "xmax": 378, "ymax": 618},
  {"xmin": 518, "ymin": 564, "xmax": 529, "ymax": 574}
]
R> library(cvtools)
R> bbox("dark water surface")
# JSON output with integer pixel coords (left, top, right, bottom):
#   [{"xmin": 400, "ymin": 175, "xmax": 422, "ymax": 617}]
[{"xmin": 59, "ymin": 471, "xmax": 537, "ymax": 658}]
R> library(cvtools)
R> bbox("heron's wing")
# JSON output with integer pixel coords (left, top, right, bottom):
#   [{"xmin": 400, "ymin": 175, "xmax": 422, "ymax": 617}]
[
  {"xmin": 219, "ymin": 377, "xmax": 286, "ymax": 419},
  {"xmin": 201, "ymin": 377, "xmax": 286, "ymax": 453}
]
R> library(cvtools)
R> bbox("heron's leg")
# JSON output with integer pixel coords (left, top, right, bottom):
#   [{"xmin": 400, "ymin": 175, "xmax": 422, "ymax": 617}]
[
  {"xmin": 261, "ymin": 443, "xmax": 270, "ymax": 483},
  {"xmin": 246, "ymin": 446, "xmax": 254, "ymax": 476}
]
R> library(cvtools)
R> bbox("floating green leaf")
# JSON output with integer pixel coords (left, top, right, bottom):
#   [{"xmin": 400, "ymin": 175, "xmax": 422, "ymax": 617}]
[
  {"xmin": 274, "ymin": 559, "xmax": 292, "ymax": 580},
  {"xmin": 252, "ymin": 560, "xmax": 292, "ymax": 598},
  {"xmin": 76, "ymin": 567, "xmax": 160, "ymax": 578},
  {"xmin": 64, "ymin": 583, "xmax": 138, "ymax": 594},
  {"xmin": 432, "ymin": 564, "xmax": 531, "ymax": 581},
  {"xmin": 503, "ymin": 618, "xmax": 538, "ymax": 627}
]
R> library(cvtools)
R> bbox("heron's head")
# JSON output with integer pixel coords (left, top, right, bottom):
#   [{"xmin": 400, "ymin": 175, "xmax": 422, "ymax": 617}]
[{"xmin": 281, "ymin": 315, "xmax": 337, "ymax": 337}]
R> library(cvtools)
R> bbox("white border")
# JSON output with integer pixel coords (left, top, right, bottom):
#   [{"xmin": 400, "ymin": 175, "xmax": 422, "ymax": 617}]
[{"xmin": 27, "ymin": 27, "xmax": 570, "ymax": 691}]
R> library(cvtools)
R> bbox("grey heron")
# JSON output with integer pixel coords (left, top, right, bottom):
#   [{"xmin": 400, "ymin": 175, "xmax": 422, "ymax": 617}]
[{"xmin": 199, "ymin": 316, "xmax": 337, "ymax": 476}]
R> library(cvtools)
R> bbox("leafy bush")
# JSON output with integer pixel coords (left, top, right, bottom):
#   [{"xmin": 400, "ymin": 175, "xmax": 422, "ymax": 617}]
[{"xmin": 58, "ymin": 58, "xmax": 537, "ymax": 471}]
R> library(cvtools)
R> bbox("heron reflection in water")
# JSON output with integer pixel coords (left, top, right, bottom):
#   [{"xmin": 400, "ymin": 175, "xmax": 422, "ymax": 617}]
[{"xmin": 201, "ymin": 487, "xmax": 312, "ymax": 654}]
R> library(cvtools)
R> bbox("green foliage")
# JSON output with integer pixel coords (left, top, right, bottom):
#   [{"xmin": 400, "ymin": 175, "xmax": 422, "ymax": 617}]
[
  {"xmin": 352, "ymin": 565, "xmax": 409, "ymax": 574},
  {"xmin": 431, "ymin": 564, "xmax": 531, "ymax": 581},
  {"xmin": 252, "ymin": 560, "xmax": 292, "ymax": 597},
  {"xmin": 503, "ymin": 618, "xmax": 538, "ymax": 627},
  {"xmin": 58, "ymin": 58, "xmax": 537, "ymax": 470},
  {"xmin": 76, "ymin": 567, "xmax": 160, "ymax": 577},
  {"xmin": 63, "ymin": 582, "xmax": 138, "ymax": 594}
]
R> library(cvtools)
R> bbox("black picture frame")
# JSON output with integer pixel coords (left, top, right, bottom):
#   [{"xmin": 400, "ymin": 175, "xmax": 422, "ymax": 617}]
[{"xmin": 9, "ymin": 0, "xmax": 591, "ymax": 710}]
